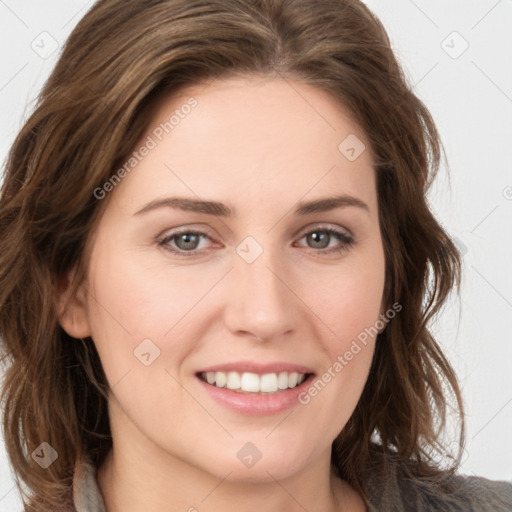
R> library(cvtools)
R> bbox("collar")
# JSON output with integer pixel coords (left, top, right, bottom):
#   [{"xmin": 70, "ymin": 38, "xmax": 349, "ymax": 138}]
[{"xmin": 73, "ymin": 459, "xmax": 107, "ymax": 512}]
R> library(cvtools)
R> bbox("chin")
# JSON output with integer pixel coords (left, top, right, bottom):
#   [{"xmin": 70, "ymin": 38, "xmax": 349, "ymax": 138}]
[{"xmin": 193, "ymin": 441, "xmax": 315, "ymax": 484}]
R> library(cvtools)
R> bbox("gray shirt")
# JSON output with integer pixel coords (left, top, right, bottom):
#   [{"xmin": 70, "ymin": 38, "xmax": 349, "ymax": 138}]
[{"xmin": 72, "ymin": 458, "xmax": 512, "ymax": 511}]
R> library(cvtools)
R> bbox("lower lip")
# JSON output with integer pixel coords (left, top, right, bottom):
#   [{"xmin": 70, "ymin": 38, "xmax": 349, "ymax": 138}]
[{"xmin": 196, "ymin": 375, "xmax": 314, "ymax": 416}]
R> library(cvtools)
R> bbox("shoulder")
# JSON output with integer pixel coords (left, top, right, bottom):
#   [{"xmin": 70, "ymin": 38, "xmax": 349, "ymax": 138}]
[
  {"xmin": 362, "ymin": 452, "xmax": 512, "ymax": 512},
  {"xmin": 451, "ymin": 474, "xmax": 512, "ymax": 510}
]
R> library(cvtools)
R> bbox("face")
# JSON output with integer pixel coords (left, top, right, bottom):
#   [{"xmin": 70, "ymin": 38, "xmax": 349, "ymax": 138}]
[{"xmin": 61, "ymin": 76, "xmax": 386, "ymax": 482}]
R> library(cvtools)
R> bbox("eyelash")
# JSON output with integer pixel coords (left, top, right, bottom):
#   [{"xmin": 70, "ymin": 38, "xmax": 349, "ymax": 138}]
[{"xmin": 157, "ymin": 226, "xmax": 355, "ymax": 258}]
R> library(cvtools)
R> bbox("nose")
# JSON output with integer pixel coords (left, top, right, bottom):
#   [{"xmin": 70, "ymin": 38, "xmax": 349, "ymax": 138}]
[{"xmin": 222, "ymin": 248, "xmax": 300, "ymax": 343}]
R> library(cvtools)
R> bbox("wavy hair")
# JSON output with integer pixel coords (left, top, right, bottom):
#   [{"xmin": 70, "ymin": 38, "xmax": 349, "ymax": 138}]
[{"xmin": 0, "ymin": 0, "xmax": 463, "ymax": 509}]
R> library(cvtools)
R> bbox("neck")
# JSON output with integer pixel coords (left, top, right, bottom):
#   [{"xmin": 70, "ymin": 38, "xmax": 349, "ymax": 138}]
[{"xmin": 97, "ymin": 438, "xmax": 361, "ymax": 512}]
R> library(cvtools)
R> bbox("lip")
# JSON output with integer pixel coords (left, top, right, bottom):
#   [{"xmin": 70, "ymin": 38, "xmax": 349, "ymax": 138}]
[{"xmin": 195, "ymin": 361, "xmax": 315, "ymax": 416}]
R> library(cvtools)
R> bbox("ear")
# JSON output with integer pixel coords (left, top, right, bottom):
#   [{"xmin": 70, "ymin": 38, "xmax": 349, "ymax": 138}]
[{"xmin": 54, "ymin": 267, "xmax": 92, "ymax": 338}]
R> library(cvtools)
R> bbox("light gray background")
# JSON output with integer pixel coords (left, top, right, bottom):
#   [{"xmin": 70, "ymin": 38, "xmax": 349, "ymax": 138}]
[{"xmin": 1, "ymin": 0, "xmax": 511, "ymax": 508}]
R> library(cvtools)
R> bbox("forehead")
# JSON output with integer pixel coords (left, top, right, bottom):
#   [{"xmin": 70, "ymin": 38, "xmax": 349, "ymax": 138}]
[{"xmin": 110, "ymin": 75, "xmax": 377, "ymax": 217}]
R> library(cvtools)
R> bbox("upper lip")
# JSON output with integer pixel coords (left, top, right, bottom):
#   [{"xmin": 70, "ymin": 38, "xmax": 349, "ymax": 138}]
[{"xmin": 196, "ymin": 361, "xmax": 315, "ymax": 375}]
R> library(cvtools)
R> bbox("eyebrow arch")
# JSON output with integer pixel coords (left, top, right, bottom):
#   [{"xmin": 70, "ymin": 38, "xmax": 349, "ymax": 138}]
[
  {"xmin": 134, "ymin": 197, "xmax": 232, "ymax": 217},
  {"xmin": 134, "ymin": 194, "xmax": 369, "ymax": 217},
  {"xmin": 294, "ymin": 195, "xmax": 369, "ymax": 215}
]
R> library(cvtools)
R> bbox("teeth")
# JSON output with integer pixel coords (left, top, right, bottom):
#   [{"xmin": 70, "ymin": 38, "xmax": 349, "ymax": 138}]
[
  {"xmin": 202, "ymin": 371, "xmax": 308, "ymax": 393},
  {"xmin": 215, "ymin": 371, "xmax": 227, "ymax": 388},
  {"xmin": 288, "ymin": 372, "xmax": 298, "ymax": 388},
  {"xmin": 241, "ymin": 372, "xmax": 260, "ymax": 392},
  {"xmin": 278, "ymin": 371, "xmax": 288, "ymax": 389},
  {"xmin": 260, "ymin": 373, "xmax": 278, "ymax": 392},
  {"xmin": 226, "ymin": 371, "xmax": 241, "ymax": 390}
]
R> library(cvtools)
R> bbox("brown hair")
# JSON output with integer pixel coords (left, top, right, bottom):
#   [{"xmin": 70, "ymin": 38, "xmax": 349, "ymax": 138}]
[{"xmin": 0, "ymin": 0, "xmax": 464, "ymax": 509}]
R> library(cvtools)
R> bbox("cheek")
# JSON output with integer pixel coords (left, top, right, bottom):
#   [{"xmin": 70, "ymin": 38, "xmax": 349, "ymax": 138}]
[
  {"xmin": 84, "ymin": 248, "xmax": 204, "ymax": 427},
  {"xmin": 88, "ymin": 235, "xmax": 225, "ymax": 331},
  {"xmin": 297, "ymin": 270, "xmax": 383, "ymax": 438},
  {"xmin": 299, "ymin": 250, "xmax": 385, "ymax": 415},
  {"xmin": 308, "ymin": 256, "xmax": 385, "ymax": 348},
  {"xmin": 85, "ymin": 242, "xmax": 216, "ymax": 386}
]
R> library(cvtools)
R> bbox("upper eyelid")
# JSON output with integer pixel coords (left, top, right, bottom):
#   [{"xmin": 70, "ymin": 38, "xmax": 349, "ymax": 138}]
[
  {"xmin": 159, "ymin": 223, "xmax": 353, "ymax": 239},
  {"xmin": 294, "ymin": 223, "xmax": 353, "ymax": 239}
]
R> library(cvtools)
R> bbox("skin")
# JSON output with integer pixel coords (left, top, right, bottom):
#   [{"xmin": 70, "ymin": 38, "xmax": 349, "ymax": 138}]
[{"xmin": 58, "ymin": 75, "xmax": 386, "ymax": 512}]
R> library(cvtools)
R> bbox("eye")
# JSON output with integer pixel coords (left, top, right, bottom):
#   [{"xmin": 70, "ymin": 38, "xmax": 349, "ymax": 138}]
[
  {"xmin": 295, "ymin": 227, "xmax": 355, "ymax": 256},
  {"xmin": 158, "ymin": 229, "xmax": 214, "ymax": 256},
  {"xmin": 157, "ymin": 225, "xmax": 355, "ymax": 258}
]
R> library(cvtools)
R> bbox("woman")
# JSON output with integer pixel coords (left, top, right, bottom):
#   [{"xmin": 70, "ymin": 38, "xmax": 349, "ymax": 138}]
[{"xmin": 0, "ymin": 0, "xmax": 511, "ymax": 511}]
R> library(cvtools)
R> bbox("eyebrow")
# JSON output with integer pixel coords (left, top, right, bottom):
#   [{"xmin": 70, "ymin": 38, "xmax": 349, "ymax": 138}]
[{"xmin": 134, "ymin": 194, "xmax": 370, "ymax": 217}]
